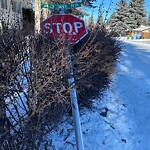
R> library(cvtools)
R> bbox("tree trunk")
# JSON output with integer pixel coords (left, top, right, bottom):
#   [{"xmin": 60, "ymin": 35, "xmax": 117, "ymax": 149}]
[{"xmin": 34, "ymin": 0, "xmax": 41, "ymax": 35}]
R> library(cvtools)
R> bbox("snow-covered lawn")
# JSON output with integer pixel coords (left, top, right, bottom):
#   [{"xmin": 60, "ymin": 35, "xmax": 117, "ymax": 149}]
[{"xmin": 41, "ymin": 40, "xmax": 150, "ymax": 150}]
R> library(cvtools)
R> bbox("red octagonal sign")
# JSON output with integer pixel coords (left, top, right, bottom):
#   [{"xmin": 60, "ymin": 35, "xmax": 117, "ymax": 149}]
[{"xmin": 41, "ymin": 14, "xmax": 88, "ymax": 44}]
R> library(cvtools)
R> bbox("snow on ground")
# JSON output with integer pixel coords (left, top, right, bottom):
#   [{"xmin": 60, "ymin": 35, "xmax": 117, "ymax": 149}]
[
  {"xmin": 5, "ymin": 59, "xmax": 30, "ymax": 125},
  {"xmin": 129, "ymin": 39, "xmax": 150, "ymax": 45},
  {"xmin": 41, "ymin": 40, "xmax": 150, "ymax": 150}
]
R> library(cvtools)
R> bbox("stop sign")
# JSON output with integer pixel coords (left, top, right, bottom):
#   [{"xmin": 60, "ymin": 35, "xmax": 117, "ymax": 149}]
[{"xmin": 41, "ymin": 14, "xmax": 88, "ymax": 44}]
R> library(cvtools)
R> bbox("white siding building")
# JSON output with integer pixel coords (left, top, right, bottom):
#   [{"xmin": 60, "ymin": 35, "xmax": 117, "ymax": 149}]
[{"xmin": 0, "ymin": 0, "xmax": 32, "ymax": 29}]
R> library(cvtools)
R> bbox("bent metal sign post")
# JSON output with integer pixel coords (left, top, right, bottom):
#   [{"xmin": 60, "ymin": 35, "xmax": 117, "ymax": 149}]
[{"xmin": 41, "ymin": 13, "xmax": 87, "ymax": 150}]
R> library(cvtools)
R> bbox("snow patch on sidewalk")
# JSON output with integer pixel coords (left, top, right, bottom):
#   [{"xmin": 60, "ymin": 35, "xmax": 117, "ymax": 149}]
[{"xmin": 41, "ymin": 41, "xmax": 150, "ymax": 149}]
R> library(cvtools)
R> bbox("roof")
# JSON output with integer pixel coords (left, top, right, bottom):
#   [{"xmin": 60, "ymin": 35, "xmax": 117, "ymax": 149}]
[{"xmin": 132, "ymin": 25, "xmax": 150, "ymax": 32}]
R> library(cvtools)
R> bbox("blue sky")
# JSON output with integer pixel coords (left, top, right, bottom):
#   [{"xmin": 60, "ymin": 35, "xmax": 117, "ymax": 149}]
[{"xmin": 84, "ymin": 0, "xmax": 150, "ymax": 22}]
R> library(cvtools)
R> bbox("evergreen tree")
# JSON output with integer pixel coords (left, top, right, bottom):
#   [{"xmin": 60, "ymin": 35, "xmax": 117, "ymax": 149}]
[
  {"xmin": 108, "ymin": 0, "xmax": 129, "ymax": 34},
  {"xmin": 82, "ymin": 0, "xmax": 96, "ymax": 7},
  {"xmin": 128, "ymin": 0, "xmax": 146, "ymax": 30},
  {"xmin": 107, "ymin": 12, "xmax": 117, "ymax": 24},
  {"xmin": 137, "ymin": 0, "xmax": 147, "ymax": 25},
  {"xmin": 96, "ymin": 6, "xmax": 104, "ymax": 27},
  {"xmin": 107, "ymin": 12, "xmax": 117, "ymax": 28},
  {"xmin": 148, "ymin": 14, "xmax": 150, "ymax": 26},
  {"xmin": 96, "ymin": 15, "xmax": 103, "ymax": 27},
  {"xmin": 88, "ymin": 15, "xmax": 95, "ymax": 30}
]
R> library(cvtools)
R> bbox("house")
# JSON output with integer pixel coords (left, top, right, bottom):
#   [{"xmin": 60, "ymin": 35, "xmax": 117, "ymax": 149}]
[
  {"xmin": 0, "ymin": 0, "xmax": 33, "ymax": 29},
  {"xmin": 132, "ymin": 25, "xmax": 150, "ymax": 39}
]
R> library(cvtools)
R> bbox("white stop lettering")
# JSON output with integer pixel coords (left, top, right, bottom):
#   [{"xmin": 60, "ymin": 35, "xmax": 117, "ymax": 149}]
[{"xmin": 63, "ymin": 22, "xmax": 72, "ymax": 33}]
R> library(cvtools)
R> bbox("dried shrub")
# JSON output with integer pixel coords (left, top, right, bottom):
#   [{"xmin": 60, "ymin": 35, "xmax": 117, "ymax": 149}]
[
  {"xmin": 0, "ymin": 29, "xmax": 71, "ymax": 149},
  {"xmin": 0, "ymin": 24, "xmax": 121, "ymax": 148},
  {"xmin": 72, "ymin": 27, "xmax": 121, "ymax": 107}
]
